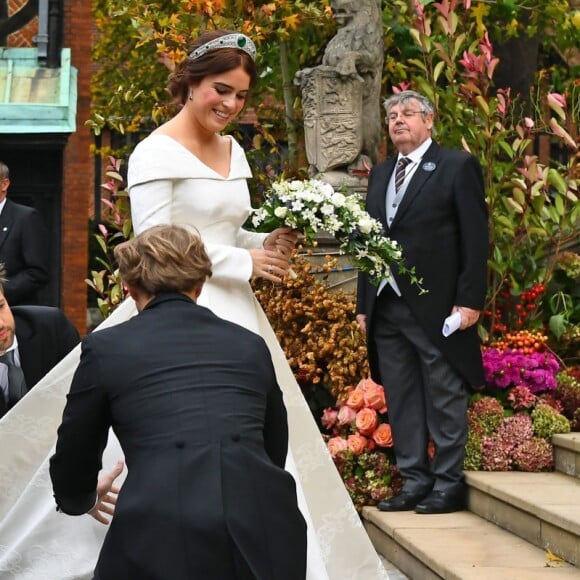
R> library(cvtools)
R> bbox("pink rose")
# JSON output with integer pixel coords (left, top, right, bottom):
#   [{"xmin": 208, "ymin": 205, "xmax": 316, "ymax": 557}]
[
  {"xmin": 372, "ymin": 423, "xmax": 393, "ymax": 448},
  {"xmin": 321, "ymin": 408, "xmax": 338, "ymax": 429},
  {"xmin": 337, "ymin": 405, "xmax": 357, "ymax": 426},
  {"xmin": 355, "ymin": 408, "xmax": 378, "ymax": 436},
  {"xmin": 362, "ymin": 383, "xmax": 387, "ymax": 413},
  {"xmin": 347, "ymin": 433, "xmax": 368, "ymax": 455},
  {"xmin": 346, "ymin": 389, "xmax": 364, "ymax": 410},
  {"xmin": 327, "ymin": 436, "xmax": 348, "ymax": 458},
  {"xmin": 356, "ymin": 377, "xmax": 378, "ymax": 393}
]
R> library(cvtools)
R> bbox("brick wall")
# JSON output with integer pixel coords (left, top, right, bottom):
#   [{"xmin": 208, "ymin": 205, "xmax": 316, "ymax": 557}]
[
  {"xmin": 5, "ymin": 1, "xmax": 93, "ymax": 334},
  {"xmin": 62, "ymin": 0, "xmax": 93, "ymax": 335}
]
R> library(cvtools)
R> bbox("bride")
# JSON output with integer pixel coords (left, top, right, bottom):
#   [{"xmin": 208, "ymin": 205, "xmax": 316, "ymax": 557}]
[{"xmin": 0, "ymin": 30, "xmax": 387, "ymax": 579}]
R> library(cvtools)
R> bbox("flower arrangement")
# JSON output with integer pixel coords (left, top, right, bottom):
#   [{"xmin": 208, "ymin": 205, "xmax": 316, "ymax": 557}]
[
  {"xmin": 555, "ymin": 370, "xmax": 580, "ymax": 431},
  {"xmin": 480, "ymin": 327, "xmax": 577, "ymax": 430},
  {"xmin": 321, "ymin": 378, "xmax": 402, "ymax": 510},
  {"xmin": 253, "ymin": 252, "xmax": 369, "ymax": 401},
  {"xmin": 482, "ymin": 348, "xmax": 560, "ymax": 394},
  {"xmin": 464, "ymin": 392, "xmax": 570, "ymax": 472},
  {"xmin": 252, "ymin": 179, "xmax": 425, "ymax": 290}
]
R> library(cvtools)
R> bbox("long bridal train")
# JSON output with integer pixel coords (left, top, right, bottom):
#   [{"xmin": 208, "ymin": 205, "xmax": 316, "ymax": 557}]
[{"xmin": 0, "ymin": 299, "xmax": 387, "ymax": 579}]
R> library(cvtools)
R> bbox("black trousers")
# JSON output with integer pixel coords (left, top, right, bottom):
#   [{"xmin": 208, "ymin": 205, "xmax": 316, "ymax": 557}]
[{"xmin": 372, "ymin": 289, "xmax": 468, "ymax": 493}]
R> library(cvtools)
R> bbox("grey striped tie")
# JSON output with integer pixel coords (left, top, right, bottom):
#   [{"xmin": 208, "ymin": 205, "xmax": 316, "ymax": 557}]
[
  {"xmin": 0, "ymin": 350, "xmax": 27, "ymax": 407},
  {"xmin": 395, "ymin": 157, "xmax": 411, "ymax": 191}
]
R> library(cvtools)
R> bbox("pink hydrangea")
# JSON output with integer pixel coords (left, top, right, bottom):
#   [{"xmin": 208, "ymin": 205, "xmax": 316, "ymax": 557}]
[
  {"xmin": 512, "ymin": 438, "xmax": 554, "ymax": 472},
  {"xmin": 481, "ymin": 435, "xmax": 512, "ymax": 471},
  {"xmin": 495, "ymin": 414, "xmax": 534, "ymax": 445},
  {"xmin": 507, "ymin": 386, "xmax": 537, "ymax": 410}
]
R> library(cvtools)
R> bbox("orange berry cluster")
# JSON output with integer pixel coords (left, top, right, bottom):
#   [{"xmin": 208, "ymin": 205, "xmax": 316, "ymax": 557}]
[{"xmin": 489, "ymin": 329, "xmax": 548, "ymax": 353}]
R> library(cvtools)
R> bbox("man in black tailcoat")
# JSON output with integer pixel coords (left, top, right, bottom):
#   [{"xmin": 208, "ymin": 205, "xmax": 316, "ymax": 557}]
[
  {"xmin": 0, "ymin": 161, "xmax": 49, "ymax": 306},
  {"xmin": 356, "ymin": 90, "xmax": 488, "ymax": 514},
  {"xmin": 50, "ymin": 225, "xmax": 306, "ymax": 580}
]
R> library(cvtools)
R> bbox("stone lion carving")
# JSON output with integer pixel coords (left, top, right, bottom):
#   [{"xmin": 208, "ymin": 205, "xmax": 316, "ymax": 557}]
[{"xmin": 322, "ymin": 0, "xmax": 384, "ymax": 169}]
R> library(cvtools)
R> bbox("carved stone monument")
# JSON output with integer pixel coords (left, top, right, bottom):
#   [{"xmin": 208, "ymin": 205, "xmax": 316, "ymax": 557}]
[
  {"xmin": 298, "ymin": 66, "xmax": 363, "ymax": 175},
  {"xmin": 295, "ymin": 0, "xmax": 384, "ymax": 188}
]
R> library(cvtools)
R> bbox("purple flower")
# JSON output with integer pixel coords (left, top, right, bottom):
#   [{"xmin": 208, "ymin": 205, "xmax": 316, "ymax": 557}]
[{"xmin": 482, "ymin": 348, "xmax": 560, "ymax": 394}]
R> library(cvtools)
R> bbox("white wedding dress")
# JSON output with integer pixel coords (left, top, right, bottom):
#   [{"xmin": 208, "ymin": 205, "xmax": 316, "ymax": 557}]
[{"xmin": 0, "ymin": 134, "xmax": 387, "ymax": 579}]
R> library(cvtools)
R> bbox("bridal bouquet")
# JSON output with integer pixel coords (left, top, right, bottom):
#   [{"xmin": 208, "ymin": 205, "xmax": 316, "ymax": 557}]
[{"xmin": 252, "ymin": 179, "xmax": 424, "ymax": 288}]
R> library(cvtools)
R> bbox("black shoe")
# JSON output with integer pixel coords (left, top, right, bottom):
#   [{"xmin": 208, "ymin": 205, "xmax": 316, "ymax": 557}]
[
  {"xmin": 414, "ymin": 489, "xmax": 466, "ymax": 514},
  {"xmin": 377, "ymin": 490, "xmax": 430, "ymax": 512}
]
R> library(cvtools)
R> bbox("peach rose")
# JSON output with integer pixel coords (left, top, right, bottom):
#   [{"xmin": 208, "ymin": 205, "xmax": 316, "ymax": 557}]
[
  {"xmin": 372, "ymin": 423, "xmax": 393, "ymax": 448},
  {"xmin": 355, "ymin": 407, "xmax": 378, "ymax": 436},
  {"xmin": 346, "ymin": 388, "xmax": 365, "ymax": 410},
  {"xmin": 337, "ymin": 405, "xmax": 357, "ymax": 426},
  {"xmin": 327, "ymin": 436, "xmax": 348, "ymax": 458},
  {"xmin": 321, "ymin": 408, "xmax": 338, "ymax": 429},
  {"xmin": 347, "ymin": 433, "xmax": 368, "ymax": 455},
  {"xmin": 362, "ymin": 382, "xmax": 387, "ymax": 413}
]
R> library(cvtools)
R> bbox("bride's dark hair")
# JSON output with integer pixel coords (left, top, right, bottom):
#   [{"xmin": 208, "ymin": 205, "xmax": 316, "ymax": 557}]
[
  {"xmin": 115, "ymin": 225, "xmax": 212, "ymax": 296},
  {"xmin": 167, "ymin": 29, "xmax": 258, "ymax": 105}
]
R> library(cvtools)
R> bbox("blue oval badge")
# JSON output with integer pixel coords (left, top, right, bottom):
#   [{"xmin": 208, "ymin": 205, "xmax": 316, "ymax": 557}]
[{"xmin": 422, "ymin": 162, "xmax": 436, "ymax": 171}]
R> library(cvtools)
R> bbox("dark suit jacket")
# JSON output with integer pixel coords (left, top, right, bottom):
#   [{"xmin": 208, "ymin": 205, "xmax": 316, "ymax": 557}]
[
  {"xmin": 0, "ymin": 199, "xmax": 50, "ymax": 305},
  {"xmin": 50, "ymin": 293, "xmax": 306, "ymax": 580},
  {"xmin": 357, "ymin": 141, "xmax": 489, "ymax": 386},
  {"xmin": 0, "ymin": 306, "xmax": 80, "ymax": 417}
]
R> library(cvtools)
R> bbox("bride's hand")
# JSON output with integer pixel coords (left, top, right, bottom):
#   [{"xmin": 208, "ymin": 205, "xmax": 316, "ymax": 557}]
[
  {"xmin": 250, "ymin": 248, "xmax": 293, "ymax": 282},
  {"xmin": 89, "ymin": 459, "xmax": 124, "ymax": 525},
  {"xmin": 264, "ymin": 228, "xmax": 299, "ymax": 259}
]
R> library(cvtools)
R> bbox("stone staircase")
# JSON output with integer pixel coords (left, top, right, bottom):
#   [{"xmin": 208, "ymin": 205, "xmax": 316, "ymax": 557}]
[{"xmin": 363, "ymin": 433, "xmax": 580, "ymax": 579}]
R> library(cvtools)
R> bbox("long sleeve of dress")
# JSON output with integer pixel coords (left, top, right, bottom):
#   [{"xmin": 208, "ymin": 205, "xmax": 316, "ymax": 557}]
[{"xmin": 130, "ymin": 178, "xmax": 268, "ymax": 283}]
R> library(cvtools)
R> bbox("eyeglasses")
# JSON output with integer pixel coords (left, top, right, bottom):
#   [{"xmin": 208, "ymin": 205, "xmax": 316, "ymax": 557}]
[{"xmin": 386, "ymin": 110, "xmax": 424, "ymax": 122}]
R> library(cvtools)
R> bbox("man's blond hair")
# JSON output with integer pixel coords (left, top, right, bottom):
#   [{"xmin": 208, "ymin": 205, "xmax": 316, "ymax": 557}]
[{"xmin": 114, "ymin": 225, "xmax": 212, "ymax": 296}]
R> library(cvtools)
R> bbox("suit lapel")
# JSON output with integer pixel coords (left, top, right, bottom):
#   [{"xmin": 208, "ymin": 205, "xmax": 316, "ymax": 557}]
[
  {"xmin": 391, "ymin": 142, "xmax": 441, "ymax": 227},
  {"xmin": 0, "ymin": 201, "xmax": 14, "ymax": 251},
  {"xmin": 367, "ymin": 158, "xmax": 396, "ymax": 229},
  {"xmin": 14, "ymin": 321, "xmax": 38, "ymax": 387}
]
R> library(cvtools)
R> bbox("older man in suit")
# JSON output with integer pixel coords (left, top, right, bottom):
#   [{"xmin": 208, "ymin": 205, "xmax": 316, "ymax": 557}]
[
  {"xmin": 0, "ymin": 161, "xmax": 49, "ymax": 306},
  {"xmin": 0, "ymin": 266, "xmax": 79, "ymax": 418},
  {"xmin": 356, "ymin": 90, "xmax": 488, "ymax": 514},
  {"xmin": 50, "ymin": 225, "xmax": 306, "ymax": 580}
]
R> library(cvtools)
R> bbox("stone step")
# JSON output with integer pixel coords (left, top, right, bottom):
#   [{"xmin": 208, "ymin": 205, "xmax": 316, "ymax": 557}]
[
  {"xmin": 363, "ymin": 507, "xmax": 580, "ymax": 579},
  {"xmin": 466, "ymin": 471, "xmax": 580, "ymax": 567},
  {"xmin": 554, "ymin": 433, "xmax": 580, "ymax": 478}
]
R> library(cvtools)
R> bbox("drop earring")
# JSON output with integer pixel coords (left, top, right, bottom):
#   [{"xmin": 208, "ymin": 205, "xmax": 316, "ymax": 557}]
[{"xmin": 188, "ymin": 92, "xmax": 193, "ymax": 101}]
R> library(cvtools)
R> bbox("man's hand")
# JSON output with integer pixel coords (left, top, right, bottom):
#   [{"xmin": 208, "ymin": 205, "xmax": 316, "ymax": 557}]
[
  {"xmin": 452, "ymin": 306, "xmax": 480, "ymax": 330},
  {"xmin": 89, "ymin": 459, "xmax": 124, "ymax": 525}
]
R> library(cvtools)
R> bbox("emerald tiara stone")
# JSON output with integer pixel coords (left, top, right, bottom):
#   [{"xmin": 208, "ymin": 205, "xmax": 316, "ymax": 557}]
[{"xmin": 189, "ymin": 33, "xmax": 257, "ymax": 62}]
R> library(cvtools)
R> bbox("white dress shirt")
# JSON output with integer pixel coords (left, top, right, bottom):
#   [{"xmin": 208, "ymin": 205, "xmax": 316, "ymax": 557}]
[{"xmin": 378, "ymin": 138, "xmax": 433, "ymax": 297}]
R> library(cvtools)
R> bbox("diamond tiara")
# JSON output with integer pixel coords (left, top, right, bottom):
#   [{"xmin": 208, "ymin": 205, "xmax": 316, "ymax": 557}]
[{"xmin": 189, "ymin": 33, "xmax": 257, "ymax": 62}]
